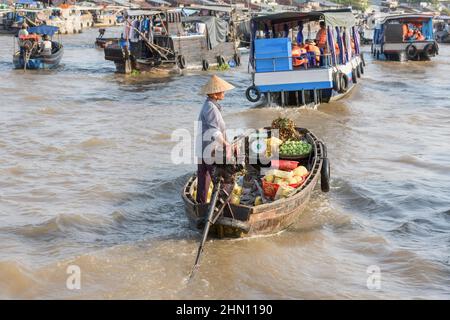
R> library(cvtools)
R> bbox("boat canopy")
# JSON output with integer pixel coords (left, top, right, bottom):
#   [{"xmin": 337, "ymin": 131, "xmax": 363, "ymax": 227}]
[
  {"xmin": 251, "ymin": 9, "xmax": 356, "ymax": 29},
  {"xmin": 28, "ymin": 25, "xmax": 59, "ymax": 36},
  {"xmin": 15, "ymin": 0, "xmax": 38, "ymax": 5},
  {"xmin": 182, "ymin": 16, "xmax": 228, "ymax": 49},
  {"xmin": 378, "ymin": 14, "xmax": 434, "ymax": 25},
  {"xmin": 125, "ymin": 9, "xmax": 161, "ymax": 17},
  {"xmin": 185, "ymin": 4, "xmax": 234, "ymax": 14}
]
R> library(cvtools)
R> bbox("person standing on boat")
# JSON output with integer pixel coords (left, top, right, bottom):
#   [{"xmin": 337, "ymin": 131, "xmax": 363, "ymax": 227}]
[
  {"xmin": 315, "ymin": 21, "xmax": 327, "ymax": 49},
  {"xmin": 195, "ymin": 75, "xmax": 235, "ymax": 204},
  {"xmin": 18, "ymin": 24, "xmax": 29, "ymax": 57}
]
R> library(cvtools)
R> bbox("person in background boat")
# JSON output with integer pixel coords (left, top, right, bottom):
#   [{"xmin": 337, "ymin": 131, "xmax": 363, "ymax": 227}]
[
  {"xmin": 292, "ymin": 42, "xmax": 308, "ymax": 68},
  {"xmin": 402, "ymin": 24, "xmax": 410, "ymax": 41},
  {"xmin": 195, "ymin": 75, "xmax": 235, "ymax": 204},
  {"xmin": 18, "ymin": 24, "xmax": 29, "ymax": 57},
  {"xmin": 304, "ymin": 39, "xmax": 321, "ymax": 65},
  {"xmin": 413, "ymin": 28, "xmax": 425, "ymax": 41},
  {"xmin": 41, "ymin": 35, "xmax": 52, "ymax": 56},
  {"xmin": 119, "ymin": 33, "xmax": 127, "ymax": 49},
  {"xmin": 315, "ymin": 21, "xmax": 327, "ymax": 49},
  {"xmin": 350, "ymin": 37, "xmax": 356, "ymax": 56}
]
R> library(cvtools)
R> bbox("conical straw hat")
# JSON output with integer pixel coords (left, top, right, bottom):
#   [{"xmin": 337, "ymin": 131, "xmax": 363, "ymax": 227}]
[{"xmin": 200, "ymin": 75, "xmax": 235, "ymax": 95}]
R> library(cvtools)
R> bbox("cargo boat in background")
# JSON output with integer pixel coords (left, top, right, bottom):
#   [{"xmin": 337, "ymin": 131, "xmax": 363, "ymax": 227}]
[
  {"xmin": 0, "ymin": 0, "xmax": 47, "ymax": 35},
  {"xmin": 434, "ymin": 15, "xmax": 450, "ymax": 43},
  {"xmin": 372, "ymin": 14, "xmax": 438, "ymax": 61},
  {"xmin": 246, "ymin": 9, "xmax": 365, "ymax": 108},
  {"xmin": 104, "ymin": 8, "xmax": 240, "ymax": 74}
]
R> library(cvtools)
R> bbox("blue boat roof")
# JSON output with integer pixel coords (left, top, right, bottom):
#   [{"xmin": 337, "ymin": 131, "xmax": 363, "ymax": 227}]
[
  {"xmin": 28, "ymin": 25, "xmax": 59, "ymax": 36},
  {"xmin": 16, "ymin": 0, "xmax": 38, "ymax": 5}
]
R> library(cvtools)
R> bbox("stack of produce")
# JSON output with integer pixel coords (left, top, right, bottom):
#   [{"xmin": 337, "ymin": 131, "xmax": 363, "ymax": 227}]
[
  {"xmin": 269, "ymin": 117, "xmax": 312, "ymax": 158},
  {"xmin": 192, "ymin": 182, "xmax": 214, "ymax": 203},
  {"xmin": 262, "ymin": 166, "xmax": 309, "ymax": 200},
  {"xmin": 279, "ymin": 140, "xmax": 312, "ymax": 157},
  {"xmin": 271, "ymin": 117, "xmax": 301, "ymax": 141},
  {"xmin": 230, "ymin": 183, "xmax": 242, "ymax": 205}
]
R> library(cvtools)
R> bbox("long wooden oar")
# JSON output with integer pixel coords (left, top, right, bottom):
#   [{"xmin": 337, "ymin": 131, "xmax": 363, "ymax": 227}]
[{"xmin": 189, "ymin": 178, "xmax": 222, "ymax": 280}]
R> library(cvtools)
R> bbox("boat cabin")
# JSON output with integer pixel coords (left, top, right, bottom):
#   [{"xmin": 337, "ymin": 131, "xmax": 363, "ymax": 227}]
[
  {"xmin": 372, "ymin": 14, "xmax": 438, "ymax": 61},
  {"xmin": 247, "ymin": 9, "xmax": 364, "ymax": 107}
]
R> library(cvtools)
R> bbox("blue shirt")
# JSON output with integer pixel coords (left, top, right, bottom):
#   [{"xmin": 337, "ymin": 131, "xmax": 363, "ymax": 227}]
[{"xmin": 195, "ymin": 97, "xmax": 227, "ymax": 162}]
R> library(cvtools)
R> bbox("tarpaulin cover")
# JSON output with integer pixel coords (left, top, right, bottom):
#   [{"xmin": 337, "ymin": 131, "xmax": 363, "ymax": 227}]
[
  {"xmin": 182, "ymin": 16, "xmax": 228, "ymax": 49},
  {"xmin": 252, "ymin": 10, "xmax": 356, "ymax": 29},
  {"xmin": 28, "ymin": 25, "xmax": 59, "ymax": 36}
]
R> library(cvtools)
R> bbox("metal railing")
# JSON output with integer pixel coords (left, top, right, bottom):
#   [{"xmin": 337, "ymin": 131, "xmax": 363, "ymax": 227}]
[{"xmin": 252, "ymin": 53, "xmax": 332, "ymax": 72}]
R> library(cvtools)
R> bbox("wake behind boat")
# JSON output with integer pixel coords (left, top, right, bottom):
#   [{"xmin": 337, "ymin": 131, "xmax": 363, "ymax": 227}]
[{"xmin": 13, "ymin": 24, "xmax": 63, "ymax": 70}]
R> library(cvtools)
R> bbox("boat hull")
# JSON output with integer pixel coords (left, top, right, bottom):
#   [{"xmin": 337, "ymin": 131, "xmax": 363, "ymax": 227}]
[
  {"xmin": 13, "ymin": 46, "xmax": 64, "ymax": 70},
  {"xmin": 182, "ymin": 128, "xmax": 324, "ymax": 239},
  {"xmin": 252, "ymin": 56, "xmax": 363, "ymax": 107},
  {"xmin": 372, "ymin": 40, "xmax": 438, "ymax": 61},
  {"xmin": 104, "ymin": 38, "xmax": 239, "ymax": 74},
  {"xmin": 95, "ymin": 37, "xmax": 119, "ymax": 49}
]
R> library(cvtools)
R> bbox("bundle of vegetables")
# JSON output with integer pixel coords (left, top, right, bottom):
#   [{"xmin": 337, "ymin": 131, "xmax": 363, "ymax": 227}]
[
  {"xmin": 279, "ymin": 140, "xmax": 312, "ymax": 157},
  {"xmin": 262, "ymin": 166, "xmax": 309, "ymax": 200},
  {"xmin": 271, "ymin": 117, "xmax": 301, "ymax": 141}
]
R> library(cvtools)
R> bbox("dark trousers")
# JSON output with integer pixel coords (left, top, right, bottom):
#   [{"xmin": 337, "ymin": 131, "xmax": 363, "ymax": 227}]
[
  {"xmin": 196, "ymin": 161, "xmax": 214, "ymax": 204},
  {"xmin": 196, "ymin": 161, "xmax": 233, "ymax": 204}
]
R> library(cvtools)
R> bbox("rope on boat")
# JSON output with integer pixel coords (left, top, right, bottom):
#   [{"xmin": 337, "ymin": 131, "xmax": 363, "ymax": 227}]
[{"xmin": 125, "ymin": 20, "xmax": 174, "ymax": 61}]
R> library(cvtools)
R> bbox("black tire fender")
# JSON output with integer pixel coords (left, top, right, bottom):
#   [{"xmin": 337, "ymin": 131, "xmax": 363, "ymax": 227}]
[
  {"xmin": 177, "ymin": 55, "xmax": 186, "ymax": 69},
  {"xmin": 217, "ymin": 55, "xmax": 226, "ymax": 66},
  {"xmin": 352, "ymin": 68, "xmax": 358, "ymax": 83},
  {"xmin": 320, "ymin": 142, "xmax": 330, "ymax": 193},
  {"xmin": 234, "ymin": 53, "xmax": 241, "ymax": 66},
  {"xmin": 423, "ymin": 43, "xmax": 437, "ymax": 59},
  {"xmin": 361, "ymin": 52, "xmax": 366, "ymax": 66},
  {"xmin": 245, "ymin": 85, "xmax": 261, "ymax": 103},
  {"xmin": 332, "ymin": 71, "xmax": 341, "ymax": 92},
  {"xmin": 339, "ymin": 72, "xmax": 349, "ymax": 93},
  {"xmin": 202, "ymin": 59, "xmax": 209, "ymax": 71},
  {"xmin": 405, "ymin": 44, "xmax": 418, "ymax": 60}
]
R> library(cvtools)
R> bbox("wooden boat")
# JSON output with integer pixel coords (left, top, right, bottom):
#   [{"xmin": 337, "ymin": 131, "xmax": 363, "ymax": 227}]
[
  {"xmin": 95, "ymin": 28, "xmax": 119, "ymax": 48},
  {"xmin": 104, "ymin": 8, "xmax": 240, "ymax": 74},
  {"xmin": 181, "ymin": 128, "xmax": 330, "ymax": 239},
  {"xmin": 13, "ymin": 25, "xmax": 63, "ymax": 70}
]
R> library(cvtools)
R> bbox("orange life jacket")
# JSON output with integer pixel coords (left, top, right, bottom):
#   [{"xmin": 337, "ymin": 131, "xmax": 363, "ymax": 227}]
[
  {"xmin": 292, "ymin": 46, "xmax": 308, "ymax": 66},
  {"xmin": 304, "ymin": 44, "xmax": 321, "ymax": 62},
  {"xmin": 415, "ymin": 31, "xmax": 425, "ymax": 41},
  {"xmin": 19, "ymin": 34, "xmax": 40, "ymax": 42},
  {"xmin": 316, "ymin": 28, "xmax": 327, "ymax": 47},
  {"xmin": 402, "ymin": 24, "xmax": 409, "ymax": 40}
]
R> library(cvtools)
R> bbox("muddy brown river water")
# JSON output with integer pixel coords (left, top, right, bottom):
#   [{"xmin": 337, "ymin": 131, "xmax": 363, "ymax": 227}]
[{"xmin": 0, "ymin": 28, "xmax": 449, "ymax": 299}]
